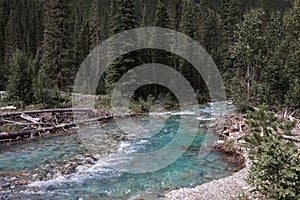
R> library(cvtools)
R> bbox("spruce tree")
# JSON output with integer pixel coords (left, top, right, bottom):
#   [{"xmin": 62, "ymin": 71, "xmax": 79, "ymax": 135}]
[
  {"xmin": 168, "ymin": 0, "xmax": 182, "ymax": 31},
  {"xmin": 282, "ymin": 0, "xmax": 300, "ymax": 108},
  {"xmin": 205, "ymin": 11, "xmax": 220, "ymax": 57},
  {"xmin": 108, "ymin": 0, "xmax": 121, "ymax": 36},
  {"xmin": 149, "ymin": 0, "xmax": 172, "ymax": 97},
  {"xmin": 42, "ymin": 0, "xmax": 71, "ymax": 90},
  {"xmin": 4, "ymin": 10, "xmax": 18, "ymax": 65},
  {"xmin": 34, "ymin": 0, "xmax": 71, "ymax": 105},
  {"xmin": 6, "ymin": 49, "xmax": 34, "ymax": 104},
  {"xmin": 90, "ymin": 0, "xmax": 107, "ymax": 94},
  {"xmin": 0, "ymin": 0, "xmax": 8, "ymax": 65},
  {"xmin": 285, "ymin": 79, "xmax": 300, "ymax": 109},
  {"xmin": 180, "ymin": 0, "xmax": 196, "ymax": 39},
  {"xmin": 90, "ymin": 0, "xmax": 102, "ymax": 49},
  {"xmin": 106, "ymin": 0, "xmax": 140, "ymax": 92},
  {"xmin": 0, "ymin": 0, "xmax": 9, "ymax": 90},
  {"xmin": 178, "ymin": 0, "xmax": 199, "ymax": 90},
  {"xmin": 198, "ymin": 0, "xmax": 209, "ymax": 48},
  {"xmin": 219, "ymin": 0, "xmax": 242, "ymax": 87},
  {"xmin": 140, "ymin": 0, "xmax": 147, "ymax": 27},
  {"xmin": 232, "ymin": 9, "xmax": 283, "ymax": 106},
  {"xmin": 152, "ymin": 0, "xmax": 171, "ymax": 64},
  {"xmin": 153, "ymin": 0, "xmax": 169, "ymax": 30}
]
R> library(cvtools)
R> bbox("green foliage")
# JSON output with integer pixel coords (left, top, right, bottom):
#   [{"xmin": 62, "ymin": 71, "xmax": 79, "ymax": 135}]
[
  {"xmin": 219, "ymin": 0, "xmax": 242, "ymax": 74},
  {"xmin": 6, "ymin": 49, "xmax": 34, "ymax": 105},
  {"xmin": 168, "ymin": 0, "xmax": 182, "ymax": 31},
  {"xmin": 232, "ymin": 8, "xmax": 284, "ymax": 106},
  {"xmin": 230, "ymin": 0, "xmax": 299, "ymax": 109},
  {"xmin": 0, "ymin": 0, "xmax": 298, "ymax": 108},
  {"xmin": 281, "ymin": 0, "xmax": 300, "ymax": 109},
  {"xmin": 0, "ymin": 124, "xmax": 23, "ymax": 133},
  {"xmin": 180, "ymin": 0, "xmax": 196, "ymax": 38},
  {"xmin": 40, "ymin": 0, "xmax": 72, "ymax": 92},
  {"xmin": 130, "ymin": 95, "xmax": 155, "ymax": 112},
  {"xmin": 95, "ymin": 94, "xmax": 111, "ymax": 110},
  {"xmin": 285, "ymin": 79, "xmax": 300, "ymax": 109},
  {"xmin": 246, "ymin": 106, "xmax": 300, "ymax": 200},
  {"xmin": 106, "ymin": 0, "xmax": 141, "ymax": 92},
  {"xmin": 33, "ymin": 65, "xmax": 70, "ymax": 108},
  {"xmin": 90, "ymin": 0, "xmax": 101, "ymax": 49},
  {"xmin": 247, "ymin": 135, "xmax": 300, "ymax": 200},
  {"xmin": 233, "ymin": 99, "xmax": 253, "ymax": 113}
]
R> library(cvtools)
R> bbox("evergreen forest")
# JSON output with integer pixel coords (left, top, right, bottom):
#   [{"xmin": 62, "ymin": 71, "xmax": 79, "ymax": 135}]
[{"xmin": 0, "ymin": 0, "xmax": 299, "ymax": 110}]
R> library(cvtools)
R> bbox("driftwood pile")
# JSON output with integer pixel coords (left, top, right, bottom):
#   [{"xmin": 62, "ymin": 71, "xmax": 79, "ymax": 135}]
[
  {"xmin": 209, "ymin": 113, "xmax": 250, "ymax": 143},
  {"xmin": 208, "ymin": 113, "xmax": 249, "ymax": 172},
  {"xmin": 0, "ymin": 108, "xmax": 108, "ymax": 142},
  {"xmin": 274, "ymin": 109, "xmax": 300, "ymax": 145},
  {"xmin": 210, "ymin": 110, "xmax": 300, "ymax": 152},
  {"xmin": 0, "ymin": 108, "xmax": 139, "ymax": 143}
]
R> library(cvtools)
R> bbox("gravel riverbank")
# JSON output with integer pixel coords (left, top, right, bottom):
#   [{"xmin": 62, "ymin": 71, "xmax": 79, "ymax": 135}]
[{"xmin": 165, "ymin": 163, "xmax": 250, "ymax": 200}]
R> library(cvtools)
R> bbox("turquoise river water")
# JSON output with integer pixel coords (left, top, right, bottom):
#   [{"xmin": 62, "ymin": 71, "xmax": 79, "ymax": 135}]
[{"xmin": 0, "ymin": 103, "xmax": 235, "ymax": 199}]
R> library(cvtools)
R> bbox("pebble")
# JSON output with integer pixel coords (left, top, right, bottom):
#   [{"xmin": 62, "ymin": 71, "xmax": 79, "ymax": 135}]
[
  {"xmin": 19, "ymin": 180, "xmax": 28, "ymax": 185},
  {"xmin": 2, "ymin": 183, "xmax": 10, "ymax": 188},
  {"xmin": 32, "ymin": 174, "xmax": 38, "ymax": 180}
]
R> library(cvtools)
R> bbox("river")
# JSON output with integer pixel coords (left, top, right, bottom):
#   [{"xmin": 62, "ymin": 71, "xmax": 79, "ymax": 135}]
[{"xmin": 0, "ymin": 102, "xmax": 236, "ymax": 199}]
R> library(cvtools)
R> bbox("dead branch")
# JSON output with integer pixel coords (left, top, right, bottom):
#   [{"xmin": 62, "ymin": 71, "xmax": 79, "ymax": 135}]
[{"xmin": 20, "ymin": 113, "xmax": 40, "ymax": 124}]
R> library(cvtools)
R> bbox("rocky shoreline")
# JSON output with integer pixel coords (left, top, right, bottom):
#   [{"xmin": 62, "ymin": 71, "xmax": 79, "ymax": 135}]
[
  {"xmin": 0, "ymin": 126, "xmax": 131, "ymax": 196},
  {"xmin": 0, "ymin": 148, "xmax": 98, "ymax": 194},
  {"xmin": 166, "ymin": 113, "xmax": 253, "ymax": 200}
]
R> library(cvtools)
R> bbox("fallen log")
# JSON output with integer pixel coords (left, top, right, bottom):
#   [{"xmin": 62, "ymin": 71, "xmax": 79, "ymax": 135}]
[
  {"xmin": 0, "ymin": 123, "xmax": 77, "ymax": 139},
  {"xmin": 1, "ymin": 119, "xmax": 26, "ymax": 125},
  {"xmin": 2, "ymin": 119, "xmax": 53, "ymax": 126},
  {"xmin": 0, "ymin": 106, "xmax": 17, "ymax": 111},
  {"xmin": 0, "ymin": 113, "xmax": 139, "ymax": 140},
  {"xmin": 0, "ymin": 108, "xmax": 92, "ymax": 118}
]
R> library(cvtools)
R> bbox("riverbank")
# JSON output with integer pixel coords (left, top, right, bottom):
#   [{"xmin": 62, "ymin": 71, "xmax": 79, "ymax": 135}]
[
  {"xmin": 165, "ymin": 165, "xmax": 250, "ymax": 200},
  {"xmin": 166, "ymin": 112, "xmax": 253, "ymax": 200},
  {"xmin": 0, "ymin": 106, "xmax": 142, "ymax": 148}
]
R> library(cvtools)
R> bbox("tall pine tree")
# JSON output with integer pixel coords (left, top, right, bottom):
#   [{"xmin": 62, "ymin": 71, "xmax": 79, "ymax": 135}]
[
  {"xmin": 106, "ymin": 0, "xmax": 140, "ymax": 92},
  {"xmin": 232, "ymin": 9, "xmax": 283, "ymax": 106},
  {"xmin": 283, "ymin": 0, "xmax": 300, "ymax": 108},
  {"xmin": 219, "ymin": 0, "xmax": 242, "ymax": 89},
  {"xmin": 6, "ymin": 49, "xmax": 34, "ymax": 104},
  {"xmin": 90, "ymin": 0, "xmax": 102, "ymax": 49},
  {"xmin": 34, "ymin": 0, "xmax": 71, "ymax": 105}
]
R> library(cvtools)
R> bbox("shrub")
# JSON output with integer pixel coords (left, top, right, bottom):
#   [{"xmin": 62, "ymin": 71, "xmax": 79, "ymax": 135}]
[{"xmin": 245, "ymin": 106, "xmax": 300, "ymax": 200}]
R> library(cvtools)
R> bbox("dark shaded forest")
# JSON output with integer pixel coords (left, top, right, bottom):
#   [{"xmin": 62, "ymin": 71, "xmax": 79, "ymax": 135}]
[{"xmin": 0, "ymin": 0, "xmax": 299, "ymax": 110}]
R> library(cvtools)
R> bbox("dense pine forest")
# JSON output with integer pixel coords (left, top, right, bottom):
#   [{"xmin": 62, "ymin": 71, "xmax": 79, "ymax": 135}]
[{"xmin": 0, "ymin": 0, "xmax": 299, "ymax": 110}]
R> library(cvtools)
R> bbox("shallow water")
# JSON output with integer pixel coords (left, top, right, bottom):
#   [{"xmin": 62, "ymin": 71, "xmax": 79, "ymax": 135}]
[{"xmin": 0, "ymin": 103, "xmax": 235, "ymax": 199}]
